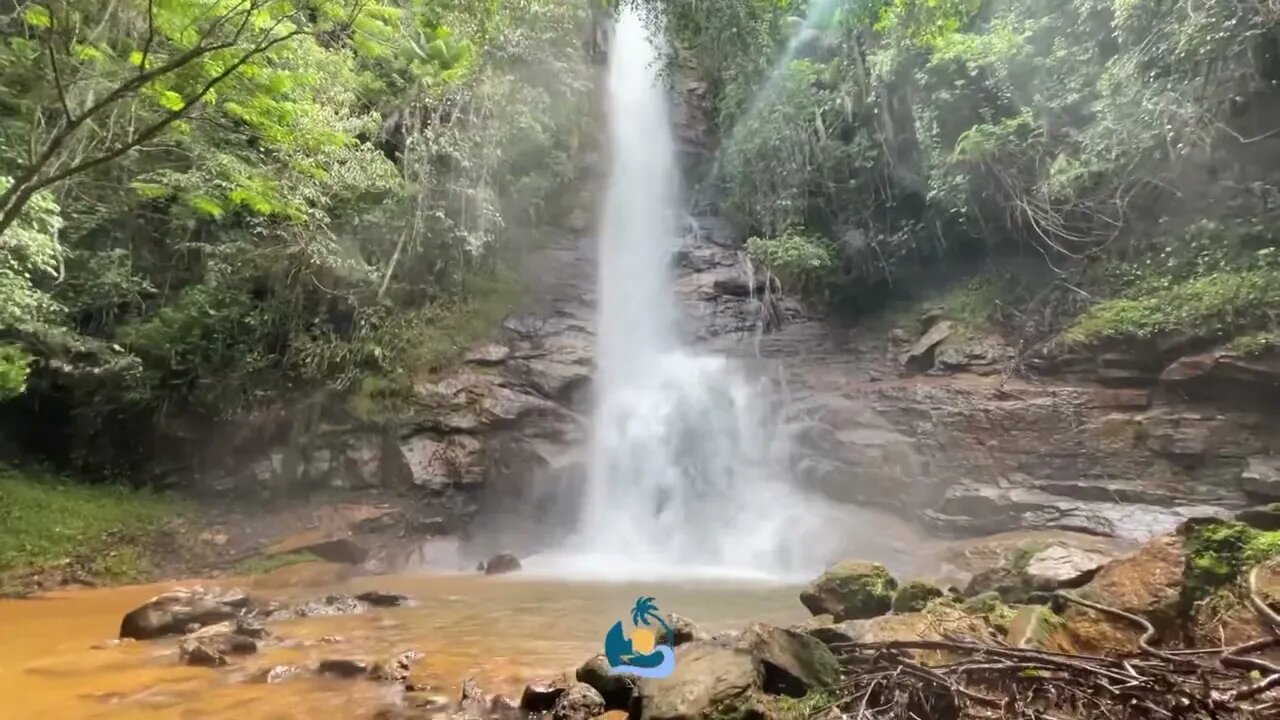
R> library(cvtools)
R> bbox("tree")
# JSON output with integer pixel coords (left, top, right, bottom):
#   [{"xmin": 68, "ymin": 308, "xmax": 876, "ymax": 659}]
[{"xmin": 0, "ymin": 1, "xmax": 382, "ymax": 241}]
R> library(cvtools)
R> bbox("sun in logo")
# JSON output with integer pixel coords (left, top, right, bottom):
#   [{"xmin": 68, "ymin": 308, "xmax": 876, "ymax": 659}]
[{"xmin": 603, "ymin": 596, "xmax": 677, "ymax": 678}]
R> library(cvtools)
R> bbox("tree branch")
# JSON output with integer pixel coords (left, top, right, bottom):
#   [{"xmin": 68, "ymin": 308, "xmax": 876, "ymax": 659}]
[
  {"xmin": 44, "ymin": 3, "xmax": 74, "ymax": 123},
  {"xmin": 0, "ymin": 21, "xmax": 311, "ymax": 239}
]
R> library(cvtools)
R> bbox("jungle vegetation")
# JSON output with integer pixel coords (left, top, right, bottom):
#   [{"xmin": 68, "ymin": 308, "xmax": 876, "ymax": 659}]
[
  {"xmin": 0, "ymin": 0, "xmax": 600, "ymax": 476},
  {"xmin": 638, "ymin": 0, "xmax": 1280, "ymax": 351}
]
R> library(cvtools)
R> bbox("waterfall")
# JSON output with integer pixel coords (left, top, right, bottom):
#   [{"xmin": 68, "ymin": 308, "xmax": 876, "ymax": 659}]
[{"xmin": 532, "ymin": 9, "xmax": 839, "ymax": 581}]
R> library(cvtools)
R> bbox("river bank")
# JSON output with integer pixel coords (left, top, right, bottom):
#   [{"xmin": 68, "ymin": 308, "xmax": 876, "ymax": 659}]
[{"xmin": 3, "ymin": 510, "xmax": 1275, "ymax": 720}]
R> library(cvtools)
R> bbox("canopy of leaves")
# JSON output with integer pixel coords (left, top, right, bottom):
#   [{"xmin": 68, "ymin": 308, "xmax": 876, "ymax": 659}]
[
  {"xmin": 0, "ymin": 0, "xmax": 597, "ymax": 476},
  {"xmin": 638, "ymin": 0, "xmax": 1280, "ymax": 333}
]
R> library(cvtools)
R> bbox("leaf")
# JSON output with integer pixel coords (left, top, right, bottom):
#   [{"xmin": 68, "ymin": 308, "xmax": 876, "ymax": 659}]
[
  {"xmin": 426, "ymin": 39, "xmax": 449, "ymax": 64},
  {"xmin": 156, "ymin": 90, "xmax": 186, "ymax": 111},
  {"xmin": 130, "ymin": 182, "xmax": 174, "ymax": 199},
  {"xmin": 186, "ymin": 194, "xmax": 225, "ymax": 219},
  {"xmin": 23, "ymin": 6, "xmax": 51, "ymax": 28},
  {"xmin": 74, "ymin": 44, "xmax": 106, "ymax": 62}
]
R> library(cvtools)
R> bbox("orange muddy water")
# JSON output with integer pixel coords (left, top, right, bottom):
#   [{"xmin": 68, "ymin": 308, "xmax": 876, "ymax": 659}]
[{"xmin": 0, "ymin": 572, "xmax": 811, "ymax": 719}]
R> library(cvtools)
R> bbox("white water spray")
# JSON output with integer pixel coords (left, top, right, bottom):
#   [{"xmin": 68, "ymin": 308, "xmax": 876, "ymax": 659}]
[{"xmin": 534, "ymin": 10, "xmax": 839, "ymax": 581}]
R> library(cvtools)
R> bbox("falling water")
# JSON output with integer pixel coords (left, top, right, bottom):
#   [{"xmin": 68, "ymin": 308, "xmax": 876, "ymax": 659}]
[{"xmin": 534, "ymin": 9, "xmax": 840, "ymax": 581}]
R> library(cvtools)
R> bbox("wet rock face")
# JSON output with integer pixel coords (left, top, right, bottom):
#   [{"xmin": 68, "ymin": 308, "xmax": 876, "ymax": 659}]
[
  {"xmin": 1242, "ymin": 455, "xmax": 1280, "ymax": 501},
  {"xmin": 800, "ymin": 561, "xmax": 897, "ymax": 621},
  {"xmin": 778, "ymin": 360, "xmax": 1273, "ymax": 539}
]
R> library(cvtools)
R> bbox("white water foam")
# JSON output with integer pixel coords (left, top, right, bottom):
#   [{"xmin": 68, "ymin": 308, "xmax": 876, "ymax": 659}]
[{"xmin": 535, "ymin": 9, "xmax": 840, "ymax": 582}]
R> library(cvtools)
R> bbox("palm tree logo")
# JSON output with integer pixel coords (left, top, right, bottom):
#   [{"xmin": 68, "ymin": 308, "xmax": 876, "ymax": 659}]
[
  {"xmin": 602, "ymin": 595, "xmax": 678, "ymax": 678},
  {"xmin": 631, "ymin": 596, "xmax": 675, "ymax": 643}
]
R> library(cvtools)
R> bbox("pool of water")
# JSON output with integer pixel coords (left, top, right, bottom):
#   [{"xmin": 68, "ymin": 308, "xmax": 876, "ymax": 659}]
[{"xmin": 0, "ymin": 572, "xmax": 814, "ymax": 719}]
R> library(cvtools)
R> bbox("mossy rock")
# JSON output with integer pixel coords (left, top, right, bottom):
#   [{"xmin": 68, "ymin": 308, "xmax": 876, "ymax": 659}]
[
  {"xmin": 800, "ymin": 560, "xmax": 898, "ymax": 621},
  {"xmin": 1182, "ymin": 518, "xmax": 1280, "ymax": 604},
  {"xmin": 960, "ymin": 592, "xmax": 1018, "ymax": 635},
  {"xmin": 892, "ymin": 580, "xmax": 945, "ymax": 613}
]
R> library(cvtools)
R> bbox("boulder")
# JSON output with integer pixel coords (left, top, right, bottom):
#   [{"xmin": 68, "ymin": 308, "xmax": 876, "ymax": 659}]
[
  {"xmin": 735, "ymin": 624, "xmax": 838, "ymax": 697},
  {"xmin": 369, "ymin": 650, "xmax": 424, "ymax": 683},
  {"xmin": 800, "ymin": 561, "xmax": 897, "ymax": 621},
  {"xmin": 317, "ymin": 659, "xmax": 371, "ymax": 679},
  {"xmin": 891, "ymin": 580, "xmax": 945, "ymax": 613},
  {"xmin": 576, "ymin": 653, "xmax": 636, "ymax": 710},
  {"xmin": 1235, "ymin": 503, "xmax": 1280, "ymax": 531},
  {"xmin": 489, "ymin": 694, "xmax": 521, "ymax": 720},
  {"xmin": 966, "ymin": 543, "xmax": 1114, "ymax": 603},
  {"xmin": 520, "ymin": 679, "xmax": 567, "ymax": 712},
  {"xmin": 460, "ymin": 677, "xmax": 489, "ymax": 716},
  {"xmin": 177, "ymin": 622, "xmax": 262, "ymax": 666},
  {"xmin": 1024, "ymin": 545, "xmax": 1113, "ymax": 590},
  {"xmin": 902, "ymin": 320, "xmax": 953, "ymax": 373},
  {"xmin": 178, "ymin": 639, "xmax": 232, "ymax": 668},
  {"xmin": 355, "ymin": 591, "xmax": 413, "ymax": 608},
  {"xmin": 806, "ymin": 606, "xmax": 995, "ymax": 666},
  {"xmin": 1242, "ymin": 456, "xmax": 1280, "ymax": 501},
  {"xmin": 1060, "ymin": 535, "xmax": 1186, "ymax": 654},
  {"xmin": 482, "ymin": 553, "xmax": 522, "ymax": 575},
  {"xmin": 656, "ymin": 614, "xmax": 707, "ymax": 647},
  {"xmin": 120, "ymin": 586, "xmax": 252, "ymax": 640},
  {"xmin": 283, "ymin": 594, "xmax": 369, "ymax": 619},
  {"xmin": 634, "ymin": 642, "xmax": 761, "ymax": 720},
  {"xmin": 552, "ymin": 682, "xmax": 605, "ymax": 720}
]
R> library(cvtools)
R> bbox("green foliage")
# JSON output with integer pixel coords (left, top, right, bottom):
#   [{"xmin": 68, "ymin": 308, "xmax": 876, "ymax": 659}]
[
  {"xmin": 233, "ymin": 550, "xmax": 321, "ymax": 575},
  {"xmin": 960, "ymin": 591, "xmax": 1018, "ymax": 634},
  {"xmin": 641, "ymin": 0, "xmax": 1280, "ymax": 335},
  {"xmin": 0, "ymin": 343, "xmax": 31, "ymax": 400},
  {"xmin": 0, "ymin": 177, "xmax": 62, "ymax": 328},
  {"xmin": 1228, "ymin": 331, "xmax": 1280, "ymax": 356},
  {"xmin": 776, "ymin": 689, "xmax": 835, "ymax": 719},
  {"xmin": 892, "ymin": 579, "xmax": 945, "ymax": 613},
  {"xmin": 1066, "ymin": 219, "xmax": 1280, "ymax": 344},
  {"xmin": 1183, "ymin": 520, "xmax": 1280, "ymax": 604},
  {"xmin": 0, "ymin": 0, "xmax": 595, "ymax": 474},
  {"xmin": 747, "ymin": 228, "xmax": 836, "ymax": 299},
  {"xmin": 0, "ymin": 463, "xmax": 177, "ymax": 582},
  {"xmin": 1066, "ymin": 270, "xmax": 1280, "ymax": 344}
]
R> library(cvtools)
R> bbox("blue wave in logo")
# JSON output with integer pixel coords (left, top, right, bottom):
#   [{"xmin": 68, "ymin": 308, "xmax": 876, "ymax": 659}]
[{"xmin": 608, "ymin": 645, "xmax": 676, "ymax": 679}]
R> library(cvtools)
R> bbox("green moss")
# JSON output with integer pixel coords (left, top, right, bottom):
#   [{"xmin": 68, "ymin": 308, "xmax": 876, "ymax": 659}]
[
  {"xmin": 1066, "ymin": 269, "xmax": 1280, "ymax": 344},
  {"xmin": 803, "ymin": 560, "xmax": 899, "ymax": 620},
  {"xmin": 1184, "ymin": 520, "xmax": 1280, "ymax": 604},
  {"xmin": 233, "ymin": 551, "xmax": 322, "ymax": 575},
  {"xmin": 776, "ymin": 689, "xmax": 836, "ymax": 719},
  {"xmin": 1227, "ymin": 331, "xmax": 1280, "ymax": 356},
  {"xmin": 1008, "ymin": 541, "xmax": 1050, "ymax": 573},
  {"xmin": 0, "ymin": 464, "xmax": 179, "ymax": 587},
  {"xmin": 885, "ymin": 273, "xmax": 1029, "ymax": 339},
  {"xmin": 960, "ymin": 591, "xmax": 1018, "ymax": 634},
  {"xmin": 892, "ymin": 579, "xmax": 946, "ymax": 613},
  {"xmin": 1066, "ymin": 219, "xmax": 1280, "ymax": 346}
]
